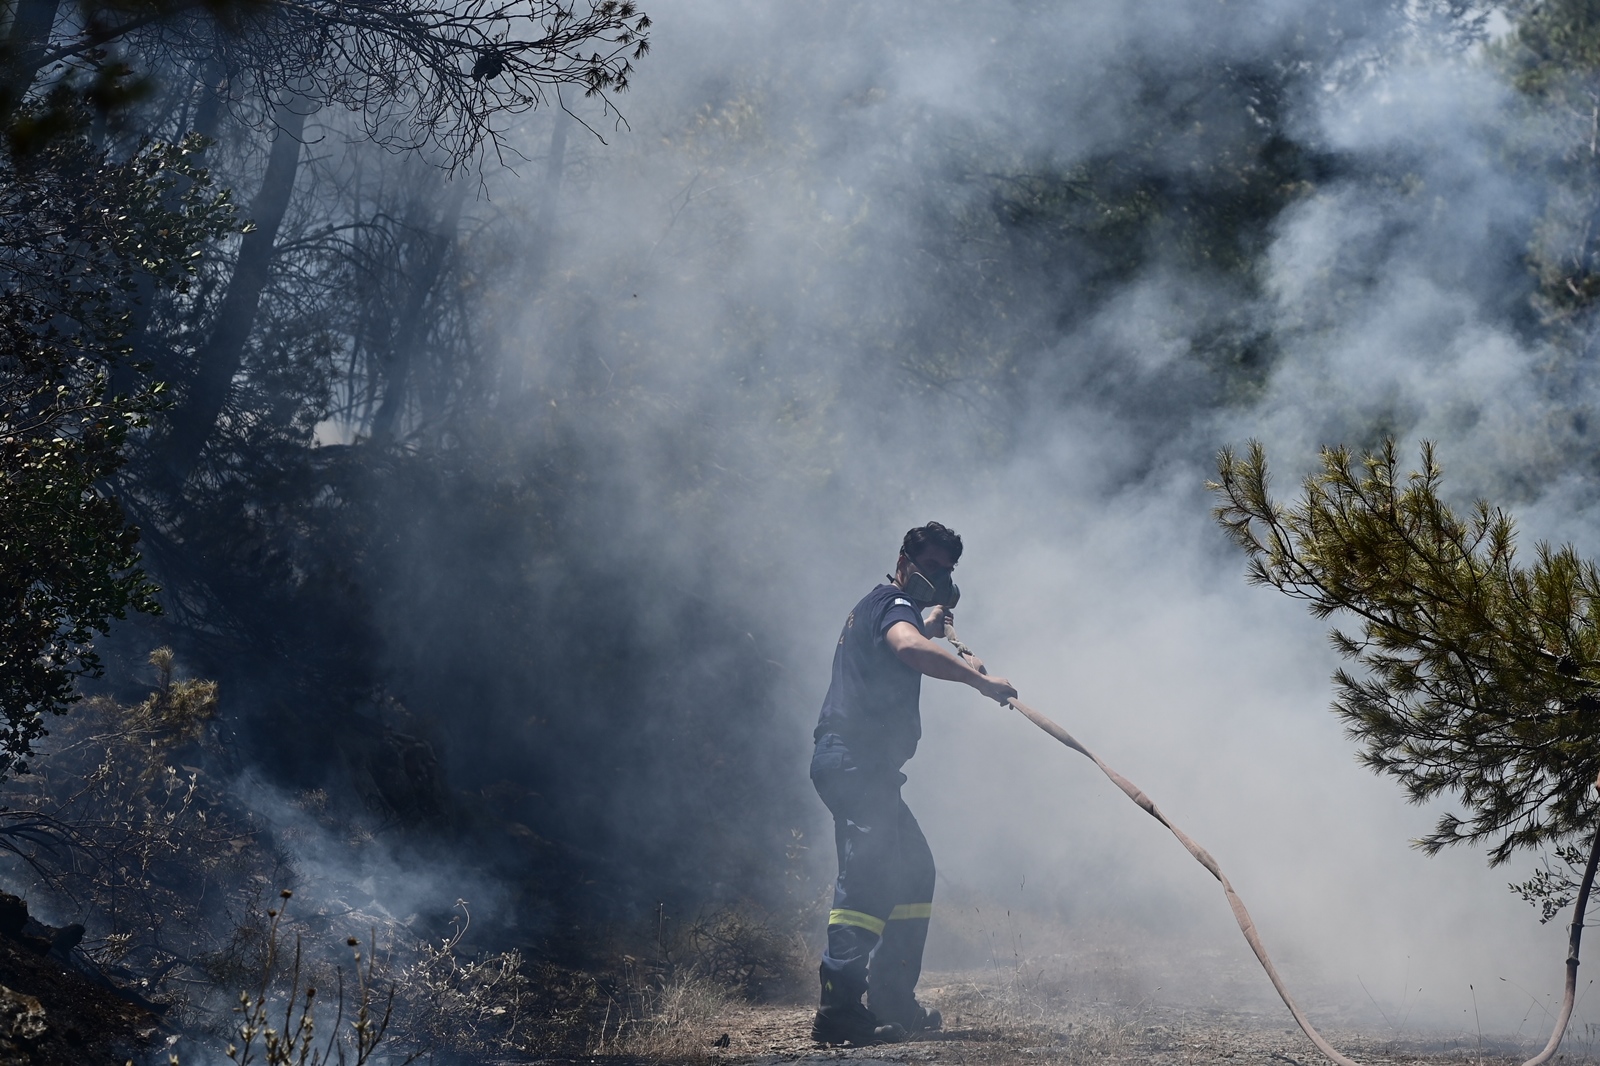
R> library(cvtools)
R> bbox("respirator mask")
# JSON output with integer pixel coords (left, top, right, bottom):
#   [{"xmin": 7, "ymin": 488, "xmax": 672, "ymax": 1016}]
[{"xmin": 900, "ymin": 562, "xmax": 960, "ymax": 608}]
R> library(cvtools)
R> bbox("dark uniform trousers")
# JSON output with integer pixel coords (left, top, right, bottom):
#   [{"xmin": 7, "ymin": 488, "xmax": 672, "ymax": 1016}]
[{"xmin": 811, "ymin": 740, "xmax": 935, "ymax": 1020}]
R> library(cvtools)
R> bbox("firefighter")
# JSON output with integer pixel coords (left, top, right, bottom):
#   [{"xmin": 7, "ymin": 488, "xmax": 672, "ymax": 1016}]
[{"xmin": 810, "ymin": 522, "xmax": 1018, "ymax": 1046}]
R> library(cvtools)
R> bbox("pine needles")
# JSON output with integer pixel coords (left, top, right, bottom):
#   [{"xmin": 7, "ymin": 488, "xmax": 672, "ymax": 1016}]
[{"xmin": 1211, "ymin": 439, "xmax": 1600, "ymax": 864}]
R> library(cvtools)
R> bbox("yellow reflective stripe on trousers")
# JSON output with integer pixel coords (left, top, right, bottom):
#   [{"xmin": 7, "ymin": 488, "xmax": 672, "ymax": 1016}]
[
  {"xmin": 828, "ymin": 909, "xmax": 886, "ymax": 935},
  {"xmin": 888, "ymin": 903, "xmax": 932, "ymax": 920}
]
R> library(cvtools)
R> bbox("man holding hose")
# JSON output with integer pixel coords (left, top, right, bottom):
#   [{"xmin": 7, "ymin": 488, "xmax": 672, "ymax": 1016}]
[{"xmin": 810, "ymin": 522, "xmax": 1018, "ymax": 1046}]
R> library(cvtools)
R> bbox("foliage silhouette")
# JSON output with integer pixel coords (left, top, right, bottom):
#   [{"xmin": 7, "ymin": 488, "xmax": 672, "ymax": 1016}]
[{"xmin": 0, "ymin": 114, "xmax": 235, "ymax": 779}]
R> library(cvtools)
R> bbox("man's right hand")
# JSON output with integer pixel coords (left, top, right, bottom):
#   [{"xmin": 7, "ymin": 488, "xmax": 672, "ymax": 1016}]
[{"xmin": 975, "ymin": 674, "xmax": 1017, "ymax": 705}]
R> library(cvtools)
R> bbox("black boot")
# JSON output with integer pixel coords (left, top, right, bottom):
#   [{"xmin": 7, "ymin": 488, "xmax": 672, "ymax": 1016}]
[
  {"xmin": 810, "ymin": 1003, "xmax": 907, "ymax": 1046},
  {"xmin": 868, "ymin": 986, "xmax": 942, "ymax": 1035},
  {"xmin": 874, "ymin": 1002, "xmax": 942, "ymax": 1034},
  {"xmin": 812, "ymin": 966, "xmax": 906, "ymax": 1046}
]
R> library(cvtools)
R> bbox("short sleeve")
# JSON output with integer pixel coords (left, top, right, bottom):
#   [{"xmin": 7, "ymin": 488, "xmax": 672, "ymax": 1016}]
[{"xmin": 875, "ymin": 592, "xmax": 922, "ymax": 640}]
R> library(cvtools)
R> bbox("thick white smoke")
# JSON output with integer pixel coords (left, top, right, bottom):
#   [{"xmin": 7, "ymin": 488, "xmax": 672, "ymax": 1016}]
[{"xmin": 466, "ymin": 0, "xmax": 1600, "ymax": 1039}]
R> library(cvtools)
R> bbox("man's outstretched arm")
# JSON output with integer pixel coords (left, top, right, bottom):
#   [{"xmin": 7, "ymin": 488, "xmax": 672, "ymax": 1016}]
[{"xmin": 885, "ymin": 621, "xmax": 1017, "ymax": 704}]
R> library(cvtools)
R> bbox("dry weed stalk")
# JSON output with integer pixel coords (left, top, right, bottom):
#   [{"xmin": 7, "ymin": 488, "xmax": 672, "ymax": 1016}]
[
  {"xmin": 390, "ymin": 899, "xmax": 533, "ymax": 1056},
  {"xmin": 224, "ymin": 891, "xmax": 405, "ymax": 1066}
]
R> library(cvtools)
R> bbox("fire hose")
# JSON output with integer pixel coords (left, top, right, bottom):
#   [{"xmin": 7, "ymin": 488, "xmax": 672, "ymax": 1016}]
[{"xmin": 942, "ymin": 624, "xmax": 1600, "ymax": 1066}]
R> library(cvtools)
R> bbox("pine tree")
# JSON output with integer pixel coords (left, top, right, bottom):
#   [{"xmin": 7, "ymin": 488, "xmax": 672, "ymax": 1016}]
[{"xmin": 1211, "ymin": 439, "xmax": 1600, "ymax": 866}]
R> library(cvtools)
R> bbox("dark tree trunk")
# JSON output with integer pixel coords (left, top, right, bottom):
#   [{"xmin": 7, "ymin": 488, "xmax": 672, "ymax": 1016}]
[
  {"xmin": 159, "ymin": 99, "xmax": 309, "ymax": 488},
  {"xmin": 368, "ymin": 178, "xmax": 469, "ymax": 447},
  {"xmin": 0, "ymin": 0, "xmax": 62, "ymax": 116},
  {"xmin": 498, "ymin": 112, "xmax": 568, "ymax": 400},
  {"xmin": 185, "ymin": 53, "xmax": 229, "ymax": 144},
  {"xmin": 525, "ymin": 112, "xmax": 569, "ymax": 286}
]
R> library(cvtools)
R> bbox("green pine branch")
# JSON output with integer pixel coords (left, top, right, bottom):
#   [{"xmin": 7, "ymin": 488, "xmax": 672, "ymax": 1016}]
[{"xmin": 1210, "ymin": 440, "xmax": 1600, "ymax": 865}]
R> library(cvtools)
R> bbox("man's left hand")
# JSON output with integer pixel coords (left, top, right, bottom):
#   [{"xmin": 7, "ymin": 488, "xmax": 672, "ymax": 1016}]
[{"xmin": 923, "ymin": 606, "xmax": 951, "ymax": 639}]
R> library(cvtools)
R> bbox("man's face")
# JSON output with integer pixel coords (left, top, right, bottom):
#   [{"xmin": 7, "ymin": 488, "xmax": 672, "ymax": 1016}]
[{"xmin": 899, "ymin": 545, "xmax": 957, "ymax": 602}]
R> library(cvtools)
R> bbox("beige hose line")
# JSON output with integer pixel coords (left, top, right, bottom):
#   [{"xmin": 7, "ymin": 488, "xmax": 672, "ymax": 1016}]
[{"xmin": 943, "ymin": 625, "xmax": 1600, "ymax": 1066}]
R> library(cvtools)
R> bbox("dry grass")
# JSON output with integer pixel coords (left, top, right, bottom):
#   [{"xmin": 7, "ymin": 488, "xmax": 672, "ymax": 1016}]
[
  {"xmin": 588, "ymin": 902, "xmax": 816, "ymax": 1060},
  {"xmin": 602, "ymin": 971, "xmax": 733, "ymax": 1059}
]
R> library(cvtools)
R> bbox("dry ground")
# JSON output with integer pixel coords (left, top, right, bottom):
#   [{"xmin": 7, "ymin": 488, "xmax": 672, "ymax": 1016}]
[{"xmin": 585, "ymin": 971, "xmax": 1600, "ymax": 1066}]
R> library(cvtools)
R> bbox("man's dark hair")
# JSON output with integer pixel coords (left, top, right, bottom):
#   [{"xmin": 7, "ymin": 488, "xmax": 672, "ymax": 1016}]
[{"xmin": 901, "ymin": 522, "xmax": 963, "ymax": 564}]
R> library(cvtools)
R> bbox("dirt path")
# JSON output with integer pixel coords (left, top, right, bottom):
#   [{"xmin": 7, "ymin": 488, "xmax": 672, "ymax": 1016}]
[{"xmin": 637, "ymin": 976, "xmax": 1589, "ymax": 1066}]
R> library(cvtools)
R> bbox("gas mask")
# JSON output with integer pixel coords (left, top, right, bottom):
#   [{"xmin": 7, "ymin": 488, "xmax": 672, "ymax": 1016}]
[{"xmin": 901, "ymin": 563, "xmax": 960, "ymax": 608}]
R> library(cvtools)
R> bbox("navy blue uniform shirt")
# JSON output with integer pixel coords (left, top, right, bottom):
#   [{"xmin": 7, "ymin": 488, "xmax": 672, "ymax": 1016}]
[{"xmin": 814, "ymin": 583, "xmax": 925, "ymax": 770}]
